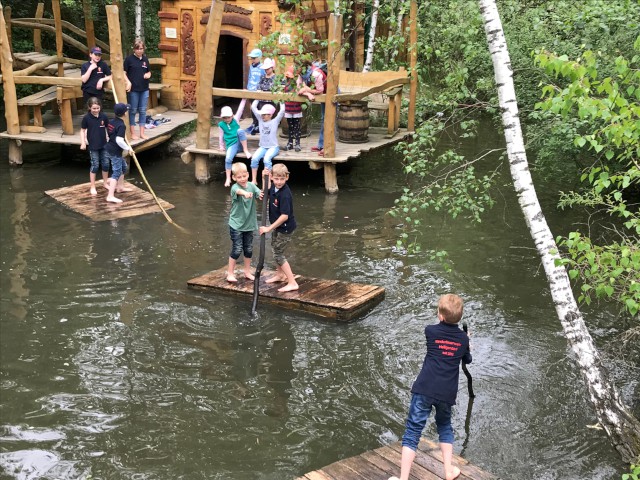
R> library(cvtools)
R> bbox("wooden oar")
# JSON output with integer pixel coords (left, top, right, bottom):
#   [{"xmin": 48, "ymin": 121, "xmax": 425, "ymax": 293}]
[
  {"xmin": 110, "ymin": 80, "xmax": 187, "ymax": 232},
  {"xmin": 251, "ymin": 173, "xmax": 270, "ymax": 315},
  {"xmin": 462, "ymin": 323, "xmax": 475, "ymax": 398}
]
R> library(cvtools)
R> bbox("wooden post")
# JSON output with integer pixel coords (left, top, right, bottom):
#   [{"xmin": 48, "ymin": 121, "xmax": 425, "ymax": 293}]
[
  {"xmin": 51, "ymin": 0, "xmax": 65, "ymax": 78},
  {"xmin": 33, "ymin": 2, "xmax": 44, "ymax": 53},
  {"xmin": 57, "ymin": 86, "xmax": 74, "ymax": 134},
  {"xmin": 0, "ymin": 1, "xmax": 22, "ymax": 165},
  {"xmin": 322, "ymin": 13, "xmax": 342, "ymax": 194},
  {"xmin": 194, "ymin": 0, "xmax": 224, "ymax": 184},
  {"xmin": 82, "ymin": 0, "xmax": 96, "ymax": 52},
  {"xmin": 4, "ymin": 6, "xmax": 11, "ymax": 58},
  {"xmin": 407, "ymin": 0, "xmax": 418, "ymax": 131},
  {"xmin": 105, "ymin": 5, "xmax": 129, "ymax": 132}
]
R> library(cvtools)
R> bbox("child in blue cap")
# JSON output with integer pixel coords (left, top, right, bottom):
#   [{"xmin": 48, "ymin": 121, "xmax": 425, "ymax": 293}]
[{"xmin": 236, "ymin": 48, "xmax": 265, "ymax": 134}]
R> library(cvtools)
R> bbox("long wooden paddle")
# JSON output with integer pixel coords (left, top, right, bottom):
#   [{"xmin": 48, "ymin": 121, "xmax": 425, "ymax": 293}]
[
  {"xmin": 251, "ymin": 173, "xmax": 270, "ymax": 315},
  {"xmin": 462, "ymin": 323, "xmax": 475, "ymax": 398}
]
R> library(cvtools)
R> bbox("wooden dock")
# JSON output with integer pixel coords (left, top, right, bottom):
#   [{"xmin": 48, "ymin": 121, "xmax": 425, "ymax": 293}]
[
  {"xmin": 298, "ymin": 438, "xmax": 497, "ymax": 480},
  {"xmin": 45, "ymin": 180, "xmax": 174, "ymax": 221},
  {"xmin": 187, "ymin": 266, "xmax": 385, "ymax": 321}
]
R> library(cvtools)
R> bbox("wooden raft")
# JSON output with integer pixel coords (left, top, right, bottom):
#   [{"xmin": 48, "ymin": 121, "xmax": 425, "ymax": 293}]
[
  {"xmin": 188, "ymin": 267, "xmax": 385, "ymax": 321},
  {"xmin": 298, "ymin": 438, "xmax": 497, "ymax": 480},
  {"xmin": 45, "ymin": 180, "xmax": 174, "ymax": 221}
]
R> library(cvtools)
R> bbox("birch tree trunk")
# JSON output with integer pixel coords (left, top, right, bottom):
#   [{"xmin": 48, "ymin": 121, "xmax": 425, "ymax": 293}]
[
  {"xmin": 362, "ymin": 0, "xmax": 379, "ymax": 72},
  {"xmin": 134, "ymin": 0, "xmax": 143, "ymax": 40},
  {"xmin": 478, "ymin": 0, "xmax": 640, "ymax": 462}
]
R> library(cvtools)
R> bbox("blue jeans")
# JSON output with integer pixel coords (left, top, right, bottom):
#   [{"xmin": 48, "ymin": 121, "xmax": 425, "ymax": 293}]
[
  {"xmin": 317, "ymin": 103, "xmax": 325, "ymax": 149},
  {"xmin": 128, "ymin": 89, "xmax": 149, "ymax": 126},
  {"xmin": 401, "ymin": 393, "xmax": 454, "ymax": 451},
  {"xmin": 250, "ymin": 145, "xmax": 279, "ymax": 171},
  {"xmin": 106, "ymin": 152, "xmax": 128, "ymax": 181},
  {"xmin": 229, "ymin": 227, "xmax": 254, "ymax": 260},
  {"xmin": 89, "ymin": 148, "xmax": 109, "ymax": 174},
  {"xmin": 225, "ymin": 130, "xmax": 248, "ymax": 169}
]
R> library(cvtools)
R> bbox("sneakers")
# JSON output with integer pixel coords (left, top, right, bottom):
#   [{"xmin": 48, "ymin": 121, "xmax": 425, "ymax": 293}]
[
  {"xmin": 294, "ymin": 144, "xmax": 301, "ymax": 152},
  {"xmin": 285, "ymin": 143, "xmax": 294, "ymax": 151},
  {"xmin": 248, "ymin": 124, "xmax": 259, "ymax": 135},
  {"xmin": 311, "ymin": 146, "xmax": 322, "ymax": 152}
]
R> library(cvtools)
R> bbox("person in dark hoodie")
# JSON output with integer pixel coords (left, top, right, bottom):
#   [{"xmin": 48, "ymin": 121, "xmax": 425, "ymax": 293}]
[{"xmin": 389, "ymin": 294, "xmax": 472, "ymax": 480}]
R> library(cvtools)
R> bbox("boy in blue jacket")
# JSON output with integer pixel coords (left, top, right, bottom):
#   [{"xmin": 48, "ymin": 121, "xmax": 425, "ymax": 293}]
[{"xmin": 390, "ymin": 294, "xmax": 471, "ymax": 480}]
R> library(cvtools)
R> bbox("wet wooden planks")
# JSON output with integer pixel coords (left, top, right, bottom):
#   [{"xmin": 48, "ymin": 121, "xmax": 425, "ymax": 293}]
[
  {"xmin": 45, "ymin": 180, "xmax": 174, "ymax": 221},
  {"xmin": 298, "ymin": 438, "xmax": 497, "ymax": 480},
  {"xmin": 187, "ymin": 266, "xmax": 385, "ymax": 321}
]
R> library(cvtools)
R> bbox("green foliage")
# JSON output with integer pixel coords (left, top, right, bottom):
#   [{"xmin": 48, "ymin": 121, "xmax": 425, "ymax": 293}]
[
  {"xmin": 536, "ymin": 39, "xmax": 640, "ymax": 317},
  {"xmin": 622, "ymin": 463, "xmax": 640, "ymax": 480}
]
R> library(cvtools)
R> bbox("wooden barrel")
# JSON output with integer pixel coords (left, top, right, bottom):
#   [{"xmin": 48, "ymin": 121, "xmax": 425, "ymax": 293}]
[{"xmin": 337, "ymin": 101, "xmax": 370, "ymax": 143}]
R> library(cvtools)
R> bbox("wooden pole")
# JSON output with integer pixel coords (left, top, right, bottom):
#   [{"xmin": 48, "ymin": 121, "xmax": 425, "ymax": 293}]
[
  {"xmin": 33, "ymin": 2, "xmax": 44, "ymax": 53},
  {"xmin": 194, "ymin": 0, "xmax": 224, "ymax": 184},
  {"xmin": 322, "ymin": 13, "xmax": 342, "ymax": 194},
  {"xmin": 82, "ymin": 0, "xmax": 96, "ymax": 52},
  {"xmin": 407, "ymin": 0, "xmax": 418, "ymax": 131},
  {"xmin": 4, "ymin": 6, "xmax": 11, "ymax": 58},
  {"xmin": 0, "ymin": 1, "xmax": 22, "ymax": 165},
  {"xmin": 105, "ymin": 5, "xmax": 129, "ymax": 133},
  {"xmin": 51, "ymin": 0, "xmax": 64, "ymax": 78}
]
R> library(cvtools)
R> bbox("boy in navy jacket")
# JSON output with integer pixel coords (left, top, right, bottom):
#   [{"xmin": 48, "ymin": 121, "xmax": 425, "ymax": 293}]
[{"xmin": 390, "ymin": 294, "xmax": 472, "ymax": 480}]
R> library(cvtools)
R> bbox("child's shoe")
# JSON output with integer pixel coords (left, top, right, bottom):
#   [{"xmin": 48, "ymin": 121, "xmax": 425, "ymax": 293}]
[
  {"xmin": 285, "ymin": 143, "xmax": 293, "ymax": 151},
  {"xmin": 294, "ymin": 144, "xmax": 301, "ymax": 152}
]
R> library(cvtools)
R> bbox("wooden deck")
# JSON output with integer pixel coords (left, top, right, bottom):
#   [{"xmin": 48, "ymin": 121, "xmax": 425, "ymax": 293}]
[
  {"xmin": 188, "ymin": 266, "xmax": 385, "ymax": 321},
  {"xmin": 14, "ymin": 51, "xmax": 82, "ymax": 77},
  {"xmin": 185, "ymin": 120, "xmax": 412, "ymax": 164},
  {"xmin": 45, "ymin": 180, "xmax": 174, "ymax": 221},
  {"xmin": 0, "ymin": 110, "xmax": 197, "ymax": 153},
  {"xmin": 298, "ymin": 438, "xmax": 497, "ymax": 480}
]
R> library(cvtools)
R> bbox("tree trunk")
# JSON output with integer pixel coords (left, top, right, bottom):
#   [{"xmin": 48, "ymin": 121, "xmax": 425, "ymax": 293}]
[
  {"xmin": 362, "ymin": 0, "xmax": 379, "ymax": 72},
  {"xmin": 478, "ymin": 0, "xmax": 640, "ymax": 462},
  {"xmin": 134, "ymin": 0, "xmax": 143, "ymax": 40}
]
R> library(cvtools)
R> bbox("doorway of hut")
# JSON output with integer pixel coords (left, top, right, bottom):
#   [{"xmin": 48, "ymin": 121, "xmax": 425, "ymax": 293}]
[{"xmin": 213, "ymin": 34, "xmax": 245, "ymax": 116}]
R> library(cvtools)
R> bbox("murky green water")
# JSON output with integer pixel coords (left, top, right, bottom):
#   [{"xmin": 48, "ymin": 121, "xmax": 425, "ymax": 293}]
[{"xmin": 0, "ymin": 127, "xmax": 635, "ymax": 479}]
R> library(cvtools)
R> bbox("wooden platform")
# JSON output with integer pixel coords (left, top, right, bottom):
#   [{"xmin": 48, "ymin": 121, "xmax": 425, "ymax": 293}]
[
  {"xmin": 0, "ymin": 110, "xmax": 197, "ymax": 153},
  {"xmin": 185, "ymin": 120, "xmax": 412, "ymax": 164},
  {"xmin": 45, "ymin": 180, "xmax": 174, "ymax": 221},
  {"xmin": 187, "ymin": 266, "xmax": 385, "ymax": 321},
  {"xmin": 14, "ymin": 52, "xmax": 82, "ymax": 77},
  {"xmin": 298, "ymin": 438, "xmax": 497, "ymax": 480}
]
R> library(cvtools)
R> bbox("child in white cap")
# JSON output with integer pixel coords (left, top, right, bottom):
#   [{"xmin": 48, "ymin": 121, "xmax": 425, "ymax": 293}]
[
  {"xmin": 218, "ymin": 105, "xmax": 252, "ymax": 187},
  {"xmin": 250, "ymin": 100, "xmax": 285, "ymax": 186}
]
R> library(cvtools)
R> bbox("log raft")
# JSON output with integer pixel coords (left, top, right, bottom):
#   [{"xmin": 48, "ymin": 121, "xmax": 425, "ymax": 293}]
[
  {"xmin": 298, "ymin": 438, "xmax": 498, "ymax": 480},
  {"xmin": 188, "ymin": 266, "xmax": 385, "ymax": 321}
]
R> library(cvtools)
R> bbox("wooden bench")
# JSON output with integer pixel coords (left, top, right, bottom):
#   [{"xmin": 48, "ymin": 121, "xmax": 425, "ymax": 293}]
[{"xmin": 17, "ymin": 86, "xmax": 57, "ymax": 129}]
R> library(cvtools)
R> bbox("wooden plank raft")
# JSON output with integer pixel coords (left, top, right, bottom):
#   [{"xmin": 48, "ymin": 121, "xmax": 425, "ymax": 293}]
[
  {"xmin": 188, "ymin": 266, "xmax": 385, "ymax": 321},
  {"xmin": 45, "ymin": 180, "xmax": 174, "ymax": 221},
  {"xmin": 297, "ymin": 438, "xmax": 497, "ymax": 480}
]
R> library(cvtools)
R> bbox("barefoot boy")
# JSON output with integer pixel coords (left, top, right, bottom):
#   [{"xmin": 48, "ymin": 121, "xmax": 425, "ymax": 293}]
[
  {"xmin": 105, "ymin": 103, "xmax": 134, "ymax": 203},
  {"xmin": 227, "ymin": 163, "xmax": 263, "ymax": 283},
  {"xmin": 390, "ymin": 294, "xmax": 472, "ymax": 480},
  {"xmin": 258, "ymin": 163, "xmax": 298, "ymax": 292}
]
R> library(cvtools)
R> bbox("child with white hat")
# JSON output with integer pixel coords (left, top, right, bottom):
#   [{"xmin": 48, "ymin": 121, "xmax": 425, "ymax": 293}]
[
  {"xmin": 218, "ymin": 105, "xmax": 252, "ymax": 187},
  {"xmin": 250, "ymin": 100, "xmax": 285, "ymax": 186}
]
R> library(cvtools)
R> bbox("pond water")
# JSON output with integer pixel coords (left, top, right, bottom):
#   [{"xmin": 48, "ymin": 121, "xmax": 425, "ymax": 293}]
[{"xmin": 0, "ymin": 126, "xmax": 635, "ymax": 480}]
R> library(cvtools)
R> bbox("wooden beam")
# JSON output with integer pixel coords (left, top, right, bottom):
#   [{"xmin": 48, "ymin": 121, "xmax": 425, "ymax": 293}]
[
  {"xmin": 0, "ymin": 0, "xmax": 21, "ymax": 164},
  {"xmin": 105, "ymin": 5, "xmax": 129, "ymax": 130},
  {"xmin": 33, "ymin": 3, "xmax": 44, "ymax": 53},
  {"xmin": 51, "ymin": 0, "xmax": 64, "ymax": 78},
  {"xmin": 14, "ymin": 75, "xmax": 81, "ymax": 86},
  {"xmin": 4, "ymin": 6, "xmax": 11, "ymax": 58},
  {"xmin": 83, "ymin": 0, "xmax": 96, "ymax": 52},
  {"xmin": 408, "ymin": 0, "xmax": 418, "ymax": 131},
  {"xmin": 194, "ymin": 0, "xmax": 224, "ymax": 184},
  {"xmin": 15, "ymin": 18, "xmax": 110, "ymax": 53},
  {"xmin": 20, "ymin": 125, "xmax": 47, "ymax": 133},
  {"xmin": 333, "ymin": 78, "xmax": 409, "ymax": 103},
  {"xmin": 322, "ymin": 13, "xmax": 342, "ymax": 169},
  {"xmin": 211, "ymin": 87, "xmax": 320, "ymax": 103}
]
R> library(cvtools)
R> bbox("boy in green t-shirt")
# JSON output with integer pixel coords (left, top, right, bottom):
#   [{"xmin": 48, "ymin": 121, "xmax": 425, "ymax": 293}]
[{"xmin": 227, "ymin": 163, "xmax": 263, "ymax": 283}]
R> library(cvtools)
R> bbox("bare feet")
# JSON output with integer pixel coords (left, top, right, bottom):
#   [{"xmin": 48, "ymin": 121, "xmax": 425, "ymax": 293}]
[
  {"xmin": 106, "ymin": 196, "xmax": 123, "ymax": 203},
  {"xmin": 102, "ymin": 181, "xmax": 109, "ymax": 189},
  {"xmin": 139, "ymin": 133, "xmax": 148, "ymax": 140},
  {"xmin": 90, "ymin": 187, "xmax": 97, "ymax": 195},
  {"xmin": 445, "ymin": 466, "xmax": 461, "ymax": 480},
  {"xmin": 224, "ymin": 178, "xmax": 231, "ymax": 187},
  {"xmin": 117, "ymin": 186, "xmax": 133, "ymax": 193},
  {"xmin": 265, "ymin": 275, "xmax": 286, "ymax": 284},
  {"xmin": 130, "ymin": 134, "xmax": 140, "ymax": 140},
  {"xmin": 227, "ymin": 274, "xmax": 238, "ymax": 283},
  {"xmin": 244, "ymin": 272, "xmax": 255, "ymax": 281},
  {"xmin": 278, "ymin": 283, "xmax": 299, "ymax": 293}
]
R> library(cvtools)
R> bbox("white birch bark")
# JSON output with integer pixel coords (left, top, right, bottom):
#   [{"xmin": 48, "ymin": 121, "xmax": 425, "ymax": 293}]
[
  {"xmin": 134, "ymin": 0, "xmax": 143, "ymax": 40},
  {"xmin": 478, "ymin": 0, "xmax": 640, "ymax": 462},
  {"xmin": 362, "ymin": 0, "xmax": 379, "ymax": 72}
]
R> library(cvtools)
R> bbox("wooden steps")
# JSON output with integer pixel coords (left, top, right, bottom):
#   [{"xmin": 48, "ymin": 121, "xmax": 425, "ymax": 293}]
[
  {"xmin": 45, "ymin": 180, "xmax": 174, "ymax": 221},
  {"xmin": 298, "ymin": 438, "xmax": 498, "ymax": 480},
  {"xmin": 188, "ymin": 266, "xmax": 385, "ymax": 321}
]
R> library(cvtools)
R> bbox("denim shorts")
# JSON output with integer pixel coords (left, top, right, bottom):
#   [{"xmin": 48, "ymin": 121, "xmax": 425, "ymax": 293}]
[
  {"xmin": 229, "ymin": 226, "xmax": 254, "ymax": 260},
  {"xmin": 106, "ymin": 152, "xmax": 128, "ymax": 180},
  {"xmin": 89, "ymin": 148, "xmax": 109, "ymax": 174},
  {"xmin": 401, "ymin": 393, "xmax": 454, "ymax": 450},
  {"xmin": 271, "ymin": 230, "xmax": 293, "ymax": 266}
]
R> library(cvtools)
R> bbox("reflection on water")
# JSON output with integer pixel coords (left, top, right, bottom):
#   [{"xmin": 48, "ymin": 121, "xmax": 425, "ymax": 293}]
[{"xmin": 0, "ymin": 135, "xmax": 632, "ymax": 479}]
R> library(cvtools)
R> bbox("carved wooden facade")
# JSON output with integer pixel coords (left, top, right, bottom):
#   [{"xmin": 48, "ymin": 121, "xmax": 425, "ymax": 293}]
[{"xmin": 158, "ymin": 0, "xmax": 365, "ymax": 110}]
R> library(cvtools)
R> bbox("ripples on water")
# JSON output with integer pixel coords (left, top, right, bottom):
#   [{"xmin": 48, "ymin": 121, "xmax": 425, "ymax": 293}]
[{"xmin": 0, "ymin": 140, "xmax": 631, "ymax": 479}]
